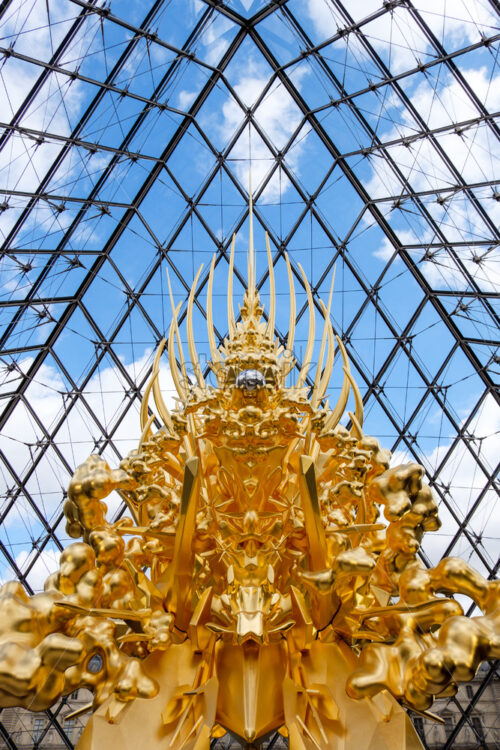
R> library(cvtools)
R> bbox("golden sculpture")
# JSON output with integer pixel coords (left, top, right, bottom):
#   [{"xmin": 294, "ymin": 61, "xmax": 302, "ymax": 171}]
[{"xmin": 0, "ymin": 200, "xmax": 498, "ymax": 750}]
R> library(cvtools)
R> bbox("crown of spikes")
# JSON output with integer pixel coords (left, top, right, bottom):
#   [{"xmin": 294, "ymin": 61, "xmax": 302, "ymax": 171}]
[{"xmin": 139, "ymin": 182, "xmax": 365, "ymax": 440}]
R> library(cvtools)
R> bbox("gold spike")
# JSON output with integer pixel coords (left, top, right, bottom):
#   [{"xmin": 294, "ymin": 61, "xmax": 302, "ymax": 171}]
[
  {"xmin": 139, "ymin": 413, "xmax": 156, "ymax": 448},
  {"xmin": 166, "ymin": 279, "xmax": 198, "ymax": 452},
  {"xmin": 311, "ymin": 266, "xmax": 335, "ymax": 408},
  {"xmin": 152, "ymin": 339, "xmax": 175, "ymax": 432},
  {"xmin": 285, "ymin": 252, "xmax": 296, "ymax": 355},
  {"xmin": 62, "ymin": 703, "xmax": 92, "ymax": 722},
  {"xmin": 265, "ymin": 232, "xmax": 276, "ymax": 340},
  {"xmin": 177, "ymin": 715, "xmax": 204, "ymax": 750},
  {"xmin": 207, "ymin": 254, "xmax": 221, "ymax": 367},
  {"xmin": 168, "ymin": 302, "xmax": 186, "ymax": 401},
  {"xmin": 187, "ymin": 263, "xmax": 206, "ymax": 390},
  {"xmin": 344, "ymin": 367, "xmax": 364, "ymax": 430},
  {"xmin": 167, "ymin": 270, "xmax": 190, "ymax": 394},
  {"xmin": 54, "ymin": 601, "xmax": 151, "ymax": 619},
  {"xmin": 140, "ymin": 358, "xmax": 158, "ymax": 432},
  {"xmin": 296, "ymin": 715, "xmax": 322, "ymax": 750},
  {"xmin": 227, "ymin": 233, "xmax": 236, "ymax": 338},
  {"xmin": 323, "ymin": 335, "xmax": 351, "ymax": 431},
  {"xmin": 317, "ymin": 305, "xmax": 335, "ymax": 405},
  {"xmin": 295, "ymin": 263, "xmax": 315, "ymax": 388},
  {"xmin": 166, "ymin": 309, "xmax": 196, "ymax": 453},
  {"xmin": 349, "ymin": 411, "xmax": 363, "ymax": 440},
  {"xmin": 248, "ymin": 171, "xmax": 255, "ymax": 305}
]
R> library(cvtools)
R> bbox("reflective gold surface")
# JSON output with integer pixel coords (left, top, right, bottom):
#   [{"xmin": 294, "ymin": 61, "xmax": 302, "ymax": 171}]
[{"xmin": 0, "ymin": 210, "xmax": 498, "ymax": 749}]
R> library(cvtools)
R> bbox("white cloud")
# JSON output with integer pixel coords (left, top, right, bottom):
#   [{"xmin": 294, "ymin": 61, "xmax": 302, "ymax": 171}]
[
  {"xmin": 305, "ymin": 0, "xmax": 497, "ymax": 72},
  {"xmin": 194, "ymin": 11, "xmax": 234, "ymax": 67},
  {"xmin": 414, "ymin": 236, "xmax": 500, "ymax": 293},
  {"xmin": 177, "ymin": 89, "xmax": 197, "ymax": 111},
  {"xmin": 365, "ymin": 66, "xmax": 500, "ymax": 291},
  {"xmin": 14, "ymin": 547, "xmax": 61, "ymax": 593},
  {"xmin": 217, "ymin": 60, "xmax": 307, "ymax": 201},
  {"xmin": 366, "ymin": 67, "xmax": 500, "ymax": 199},
  {"xmin": 373, "ymin": 229, "xmax": 423, "ymax": 261},
  {"xmin": 189, "ymin": 0, "xmax": 205, "ymax": 18},
  {"xmin": 1, "ymin": 0, "xmax": 74, "ymax": 62},
  {"xmin": 301, "ymin": 4, "xmax": 500, "ymax": 292},
  {"xmin": 0, "ymin": 65, "xmax": 84, "ymax": 194},
  {"xmin": 0, "ymin": 2, "xmax": 107, "ymax": 242}
]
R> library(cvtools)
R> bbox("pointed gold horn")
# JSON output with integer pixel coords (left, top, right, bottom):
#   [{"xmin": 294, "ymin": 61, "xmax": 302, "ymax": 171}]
[
  {"xmin": 187, "ymin": 263, "xmax": 206, "ymax": 390},
  {"xmin": 151, "ymin": 339, "xmax": 175, "ymax": 432},
  {"xmin": 167, "ymin": 269, "xmax": 190, "ymax": 395},
  {"xmin": 168, "ymin": 303, "xmax": 186, "ymax": 401},
  {"xmin": 248, "ymin": 170, "xmax": 256, "ymax": 306},
  {"xmin": 285, "ymin": 252, "xmax": 296, "ymax": 355},
  {"xmin": 227, "ymin": 233, "xmax": 236, "ymax": 338},
  {"xmin": 265, "ymin": 232, "xmax": 276, "ymax": 339},
  {"xmin": 139, "ymin": 413, "xmax": 156, "ymax": 449},
  {"xmin": 207, "ymin": 254, "xmax": 221, "ymax": 367},
  {"xmin": 311, "ymin": 266, "xmax": 335, "ymax": 408},
  {"xmin": 324, "ymin": 335, "xmax": 351, "ymax": 431},
  {"xmin": 166, "ymin": 287, "xmax": 187, "ymax": 401},
  {"xmin": 140, "ymin": 362, "xmax": 158, "ymax": 432},
  {"xmin": 295, "ymin": 263, "xmax": 315, "ymax": 388},
  {"xmin": 316, "ymin": 300, "xmax": 335, "ymax": 407},
  {"xmin": 344, "ymin": 367, "xmax": 364, "ymax": 432},
  {"xmin": 349, "ymin": 411, "xmax": 363, "ymax": 441}
]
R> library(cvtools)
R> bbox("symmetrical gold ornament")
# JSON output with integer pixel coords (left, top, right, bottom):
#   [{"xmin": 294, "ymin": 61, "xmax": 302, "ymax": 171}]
[{"xmin": 0, "ymin": 202, "xmax": 498, "ymax": 750}]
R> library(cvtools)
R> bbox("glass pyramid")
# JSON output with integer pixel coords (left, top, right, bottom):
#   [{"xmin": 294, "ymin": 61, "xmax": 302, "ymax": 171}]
[{"xmin": 0, "ymin": 0, "xmax": 498, "ymax": 747}]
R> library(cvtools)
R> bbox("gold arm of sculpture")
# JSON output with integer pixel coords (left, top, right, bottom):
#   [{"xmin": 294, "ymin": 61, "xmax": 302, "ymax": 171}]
[
  {"xmin": 64, "ymin": 454, "xmax": 136, "ymax": 540},
  {"xmin": 0, "ymin": 546, "xmax": 160, "ymax": 712},
  {"xmin": 346, "ymin": 559, "xmax": 500, "ymax": 712},
  {"xmin": 0, "ymin": 441, "xmax": 180, "ymax": 715}
]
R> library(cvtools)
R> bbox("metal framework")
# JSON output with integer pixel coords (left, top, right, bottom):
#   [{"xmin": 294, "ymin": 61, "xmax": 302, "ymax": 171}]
[{"xmin": 0, "ymin": 0, "xmax": 498, "ymax": 747}]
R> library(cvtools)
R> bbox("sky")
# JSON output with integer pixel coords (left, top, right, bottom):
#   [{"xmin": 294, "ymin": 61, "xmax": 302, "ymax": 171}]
[{"xmin": 0, "ymin": 0, "xmax": 498, "ymax": 591}]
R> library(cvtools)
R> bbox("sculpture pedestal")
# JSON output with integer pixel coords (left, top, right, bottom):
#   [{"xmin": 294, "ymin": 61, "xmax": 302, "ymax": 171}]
[{"xmin": 76, "ymin": 638, "xmax": 423, "ymax": 750}]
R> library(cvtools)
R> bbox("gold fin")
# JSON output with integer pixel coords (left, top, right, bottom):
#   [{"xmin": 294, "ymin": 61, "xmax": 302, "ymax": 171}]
[
  {"xmin": 207, "ymin": 254, "xmax": 221, "ymax": 367},
  {"xmin": 311, "ymin": 266, "xmax": 335, "ymax": 408},
  {"xmin": 168, "ymin": 301, "xmax": 186, "ymax": 401},
  {"xmin": 296, "ymin": 263, "xmax": 315, "ymax": 388},
  {"xmin": 152, "ymin": 339, "xmax": 175, "ymax": 432},
  {"xmin": 227, "ymin": 233, "xmax": 236, "ymax": 337},
  {"xmin": 187, "ymin": 263, "xmax": 206, "ymax": 389},
  {"xmin": 265, "ymin": 232, "xmax": 276, "ymax": 339},
  {"xmin": 324, "ymin": 335, "xmax": 351, "ymax": 431}
]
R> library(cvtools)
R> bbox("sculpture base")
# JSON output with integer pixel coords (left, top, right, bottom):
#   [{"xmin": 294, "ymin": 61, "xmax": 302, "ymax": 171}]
[{"xmin": 76, "ymin": 638, "xmax": 423, "ymax": 750}]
